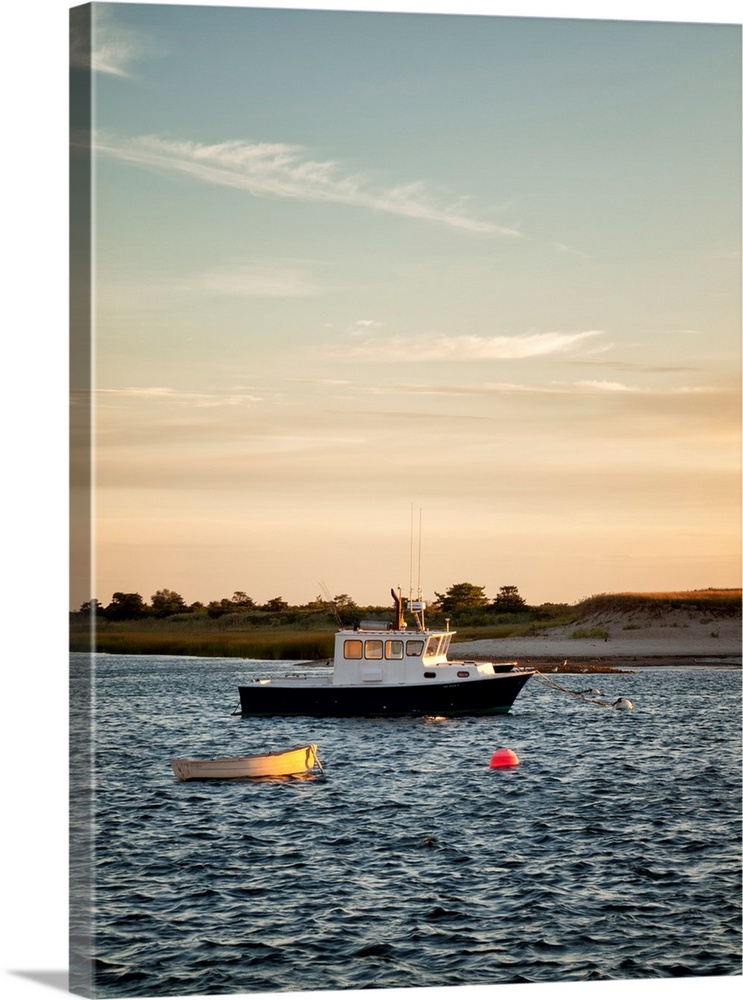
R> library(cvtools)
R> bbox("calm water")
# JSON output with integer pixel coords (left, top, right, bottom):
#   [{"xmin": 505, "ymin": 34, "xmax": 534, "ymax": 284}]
[{"xmin": 70, "ymin": 654, "xmax": 742, "ymax": 997}]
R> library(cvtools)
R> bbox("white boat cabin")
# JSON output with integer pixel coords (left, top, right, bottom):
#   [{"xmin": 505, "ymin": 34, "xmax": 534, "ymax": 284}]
[
  {"xmin": 331, "ymin": 597, "xmax": 511, "ymax": 686},
  {"xmin": 260, "ymin": 592, "xmax": 517, "ymax": 691}
]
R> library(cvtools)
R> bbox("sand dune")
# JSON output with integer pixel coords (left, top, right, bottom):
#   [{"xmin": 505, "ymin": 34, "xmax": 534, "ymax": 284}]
[{"xmin": 450, "ymin": 605, "xmax": 741, "ymax": 667}]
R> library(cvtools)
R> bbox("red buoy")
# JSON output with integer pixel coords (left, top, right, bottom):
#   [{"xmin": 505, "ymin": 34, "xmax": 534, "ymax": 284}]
[{"xmin": 489, "ymin": 748, "xmax": 520, "ymax": 768}]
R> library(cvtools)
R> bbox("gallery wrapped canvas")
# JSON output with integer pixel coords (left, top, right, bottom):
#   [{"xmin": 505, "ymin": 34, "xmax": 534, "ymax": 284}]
[{"xmin": 69, "ymin": 3, "xmax": 741, "ymax": 999}]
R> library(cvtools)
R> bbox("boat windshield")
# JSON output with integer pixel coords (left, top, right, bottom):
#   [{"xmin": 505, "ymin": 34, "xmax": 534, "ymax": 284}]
[
  {"xmin": 425, "ymin": 635, "xmax": 442, "ymax": 657},
  {"xmin": 424, "ymin": 634, "xmax": 452, "ymax": 658}
]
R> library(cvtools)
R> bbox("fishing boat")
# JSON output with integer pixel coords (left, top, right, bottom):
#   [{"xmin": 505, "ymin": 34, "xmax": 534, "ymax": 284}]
[
  {"xmin": 238, "ymin": 590, "xmax": 534, "ymax": 717},
  {"xmin": 171, "ymin": 743, "xmax": 321, "ymax": 780}
]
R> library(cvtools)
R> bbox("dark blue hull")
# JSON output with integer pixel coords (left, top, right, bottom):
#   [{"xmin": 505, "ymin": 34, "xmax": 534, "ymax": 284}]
[{"xmin": 238, "ymin": 671, "xmax": 534, "ymax": 717}]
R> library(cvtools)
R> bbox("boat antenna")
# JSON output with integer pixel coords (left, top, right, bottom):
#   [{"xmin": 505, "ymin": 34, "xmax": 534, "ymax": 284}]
[
  {"xmin": 318, "ymin": 581, "xmax": 343, "ymax": 628},
  {"xmin": 417, "ymin": 507, "xmax": 423, "ymax": 601},
  {"xmin": 405, "ymin": 505, "xmax": 426, "ymax": 629},
  {"xmin": 408, "ymin": 503, "xmax": 414, "ymax": 608}
]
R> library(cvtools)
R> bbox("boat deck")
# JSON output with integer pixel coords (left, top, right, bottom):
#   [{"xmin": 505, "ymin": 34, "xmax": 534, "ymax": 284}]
[{"xmin": 248, "ymin": 662, "xmax": 524, "ymax": 689}]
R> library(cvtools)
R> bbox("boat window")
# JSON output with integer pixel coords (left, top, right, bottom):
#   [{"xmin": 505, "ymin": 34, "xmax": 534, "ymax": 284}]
[
  {"xmin": 364, "ymin": 639, "xmax": 384, "ymax": 659},
  {"xmin": 385, "ymin": 640, "xmax": 404, "ymax": 659},
  {"xmin": 344, "ymin": 639, "xmax": 363, "ymax": 659},
  {"xmin": 424, "ymin": 671, "xmax": 436, "ymax": 679},
  {"xmin": 406, "ymin": 640, "xmax": 424, "ymax": 656},
  {"xmin": 440, "ymin": 635, "xmax": 452, "ymax": 656},
  {"xmin": 425, "ymin": 636, "xmax": 442, "ymax": 657}
]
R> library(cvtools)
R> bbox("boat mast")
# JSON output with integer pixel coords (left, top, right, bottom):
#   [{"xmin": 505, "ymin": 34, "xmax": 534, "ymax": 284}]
[
  {"xmin": 405, "ymin": 505, "xmax": 426, "ymax": 631},
  {"xmin": 408, "ymin": 503, "xmax": 414, "ymax": 611},
  {"xmin": 319, "ymin": 581, "xmax": 343, "ymax": 628},
  {"xmin": 417, "ymin": 507, "xmax": 425, "ymax": 629}
]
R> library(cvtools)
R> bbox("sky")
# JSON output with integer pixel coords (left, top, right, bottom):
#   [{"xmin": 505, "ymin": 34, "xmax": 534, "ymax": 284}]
[
  {"xmin": 70, "ymin": 0, "xmax": 741, "ymax": 610},
  {"xmin": 3, "ymin": 3, "xmax": 742, "ymax": 998}
]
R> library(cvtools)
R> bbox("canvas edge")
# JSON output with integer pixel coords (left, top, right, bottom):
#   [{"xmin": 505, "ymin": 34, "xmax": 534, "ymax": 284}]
[{"xmin": 69, "ymin": 3, "xmax": 95, "ymax": 997}]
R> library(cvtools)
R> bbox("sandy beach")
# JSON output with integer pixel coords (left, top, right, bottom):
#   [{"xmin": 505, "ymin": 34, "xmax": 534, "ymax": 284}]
[{"xmin": 450, "ymin": 605, "xmax": 742, "ymax": 670}]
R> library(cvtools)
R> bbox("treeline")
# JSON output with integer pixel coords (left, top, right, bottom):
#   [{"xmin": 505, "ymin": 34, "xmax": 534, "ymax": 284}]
[
  {"xmin": 71, "ymin": 584, "xmax": 741, "ymax": 631},
  {"xmin": 75, "ymin": 589, "xmax": 301, "ymax": 622},
  {"xmin": 69, "ymin": 585, "xmax": 740, "ymax": 658},
  {"xmin": 74, "ymin": 589, "xmax": 376, "ymax": 622},
  {"xmin": 72, "ymin": 582, "xmax": 568, "ymax": 626}
]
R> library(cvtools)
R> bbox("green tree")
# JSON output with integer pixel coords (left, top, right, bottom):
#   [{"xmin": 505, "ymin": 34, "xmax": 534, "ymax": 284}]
[
  {"xmin": 77, "ymin": 599, "xmax": 102, "ymax": 616},
  {"xmin": 231, "ymin": 591, "xmax": 255, "ymax": 608},
  {"xmin": 262, "ymin": 596, "xmax": 289, "ymax": 612},
  {"xmin": 151, "ymin": 589, "xmax": 187, "ymax": 617},
  {"xmin": 206, "ymin": 600, "xmax": 231, "ymax": 618},
  {"xmin": 434, "ymin": 582, "xmax": 488, "ymax": 615},
  {"xmin": 105, "ymin": 592, "xmax": 148, "ymax": 620},
  {"xmin": 491, "ymin": 585, "xmax": 528, "ymax": 613},
  {"xmin": 333, "ymin": 594, "xmax": 357, "ymax": 610}
]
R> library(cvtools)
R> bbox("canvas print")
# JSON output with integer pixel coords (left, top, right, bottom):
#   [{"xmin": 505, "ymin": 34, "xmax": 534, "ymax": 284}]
[{"xmin": 69, "ymin": 3, "xmax": 742, "ymax": 998}]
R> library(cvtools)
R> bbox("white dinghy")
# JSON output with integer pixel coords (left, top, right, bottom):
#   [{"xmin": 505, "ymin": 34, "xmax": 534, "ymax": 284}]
[{"xmin": 171, "ymin": 743, "xmax": 321, "ymax": 781}]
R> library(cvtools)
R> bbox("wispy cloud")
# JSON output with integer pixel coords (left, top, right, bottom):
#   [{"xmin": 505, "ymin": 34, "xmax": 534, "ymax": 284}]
[
  {"xmin": 288, "ymin": 378, "xmax": 727, "ymax": 399},
  {"xmin": 94, "ymin": 133, "xmax": 520, "ymax": 235},
  {"xmin": 346, "ymin": 320, "xmax": 384, "ymax": 337},
  {"xmin": 71, "ymin": 7, "xmax": 153, "ymax": 77},
  {"xmin": 198, "ymin": 260, "xmax": 322, "ymax": 298},
  {"xmin": 575, "ymin": 359, "xmax": 699, "ymax": 374},
  {"xmin": 96, "ymin": 387, "xmax": 261, "ymax": 407},
  {"xmin": 459, "ymin": 381, "xmax": 722, "ymax": 397},
  {"xmin": 554, "ymin": 242, "xmax": 591, "ymax": 260},
  {"xmin": 338, "ymin": 330, "xmax": 603, "ymax": 361},
  {"xmin": 287, "ymin": 379, "xmax": 353, "ymax": 388},
  {"xmin": 571, "ymin": 380, "xmax": 721, "ymax": 395}
]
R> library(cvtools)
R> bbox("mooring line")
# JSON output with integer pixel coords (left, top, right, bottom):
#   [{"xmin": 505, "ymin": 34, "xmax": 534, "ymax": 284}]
[
  {"xmin": 532, "ymin": 669, "xmax": 613, "ymax": 707},
  {"xmin": 310, "ymin": 744, "xmax": 324, "ymax": 773}
]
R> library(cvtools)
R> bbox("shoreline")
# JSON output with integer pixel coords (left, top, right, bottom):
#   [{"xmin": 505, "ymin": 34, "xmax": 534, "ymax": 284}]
[
  {"xmin": 71, "ymin": 604, "xmax": 742, "ymax": 669},
  {"xmin": 450, "ymin": 614, "xmax": 741, "ymax": 672},
  {"xmin": 463, "ymin": 654, "xmax": 741, "ymax": 672}
]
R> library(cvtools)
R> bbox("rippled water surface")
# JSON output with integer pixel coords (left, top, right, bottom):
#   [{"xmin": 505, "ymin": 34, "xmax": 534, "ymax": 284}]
[{"xmin": 71, "ymin": 655, "xmax": 741, "ymax": 997}]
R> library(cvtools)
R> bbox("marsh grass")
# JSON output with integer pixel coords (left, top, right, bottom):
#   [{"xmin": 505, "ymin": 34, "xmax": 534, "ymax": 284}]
[
  {"xmin": 71, "ymin": 621, "xmax": 561, "ymax": 658},
  {"xmin": 71, "ymin": 628, "xmax": 335, "ymax": 660},
  {"xmin": 71, "ymin": 614, "xmax": 574, "ymax": 658}
]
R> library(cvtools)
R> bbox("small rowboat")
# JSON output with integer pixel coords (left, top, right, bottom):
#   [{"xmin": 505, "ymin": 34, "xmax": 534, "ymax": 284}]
[{"xmin": 170, "ymin": 743, "xmax": 321, "ymax": 781}]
